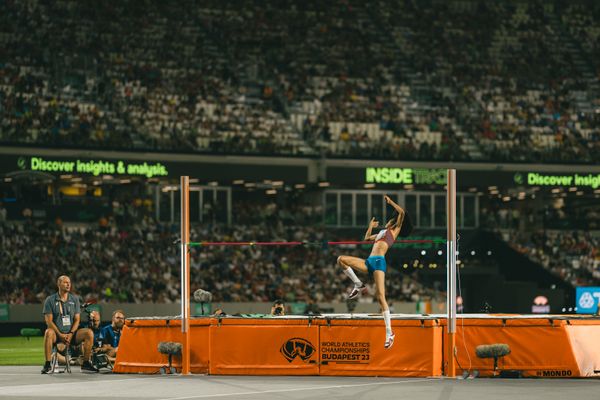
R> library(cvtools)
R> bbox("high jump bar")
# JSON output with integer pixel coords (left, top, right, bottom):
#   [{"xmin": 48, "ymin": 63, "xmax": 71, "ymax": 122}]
[{"xmin": 185, "ymin": 239, "xmax": 446, "ymax": 247}]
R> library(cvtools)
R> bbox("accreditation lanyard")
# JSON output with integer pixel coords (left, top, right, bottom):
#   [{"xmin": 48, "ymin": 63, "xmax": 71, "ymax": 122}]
[{"xmin": 58, "ymin": 298, "xmax": 71, "ymax": 328}]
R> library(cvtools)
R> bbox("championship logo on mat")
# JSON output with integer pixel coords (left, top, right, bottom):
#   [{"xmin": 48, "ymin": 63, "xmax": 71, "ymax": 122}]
[
  {"xmin": 320, "ymin": 341, "xmax": 371, "ymax": 364},
  {"xmin": 280, "ymin": 338, "xmax": 316, "ymax": 363}
]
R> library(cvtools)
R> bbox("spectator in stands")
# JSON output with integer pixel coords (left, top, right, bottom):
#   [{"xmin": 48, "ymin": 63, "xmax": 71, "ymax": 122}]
[
  {"xmin": 0, "ymin": 202, "xmax": 6, "ymax": 223},
  {"xmin": 41, "ymin": 275, "xmax": 98, "ymax": 373},
  {"xmin": 99, "ymin": 309, "xmax": 125, "ymax": 360}
]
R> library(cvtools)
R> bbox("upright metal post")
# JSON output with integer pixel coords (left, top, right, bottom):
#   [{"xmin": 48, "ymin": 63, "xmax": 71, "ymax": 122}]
[
  {"xmin": 180, "ymin": 176, "xmax": 191, "ymax": 375},
  {"xmin": 446, "ymin": 169, "xmax": 457, "ymax": 377}
]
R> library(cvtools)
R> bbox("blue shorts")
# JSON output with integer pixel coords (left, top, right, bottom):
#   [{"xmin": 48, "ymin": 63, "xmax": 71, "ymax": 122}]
[{"xmin": 365, "ymin": 256, "xmax": 387, "ymax": 278}]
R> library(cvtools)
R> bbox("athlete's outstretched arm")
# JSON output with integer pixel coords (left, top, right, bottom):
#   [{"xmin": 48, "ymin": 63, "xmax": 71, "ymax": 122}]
[
  {"xmin": 364, "ymin": 217, "xmax": 378, "ymax": 241},
  {"xmin": 384, "ymin": 195, "xmax": 405, "ymax": 228}
]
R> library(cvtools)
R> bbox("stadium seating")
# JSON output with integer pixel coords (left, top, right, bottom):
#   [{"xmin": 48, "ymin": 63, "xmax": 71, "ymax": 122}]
[
  {"xmin": 508, "ymin": 230, "xmax": 600, "ymax": 287},
  {"xmin": 1, "ymin": 0, "xmax": 597, "ymax": 162},
  {"xmin": 0, "ymin": 218, "xmax": 444, "ymax": 305}
]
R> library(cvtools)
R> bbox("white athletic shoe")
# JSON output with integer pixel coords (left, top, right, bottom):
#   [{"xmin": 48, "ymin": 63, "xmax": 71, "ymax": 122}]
[
  {"xmin": 384, "ymin": 333, "xmax": 395, "ymax": 349},
  {"xmin": 348, "ymin": 283, "xmax": 366, "ymax": 300}
]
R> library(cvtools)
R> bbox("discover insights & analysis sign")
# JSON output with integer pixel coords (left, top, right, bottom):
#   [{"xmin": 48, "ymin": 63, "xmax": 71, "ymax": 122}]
[
  {"xmin": 18, "ymin": 156, "xmax": 169, "ymax": 178},
  {"xmin": 1, "ymin": 153, "xmax": 309, "ymax": 182},
  {"xmin": 514, "ymin": 172, "xmax": 600, "ymax": 189}
]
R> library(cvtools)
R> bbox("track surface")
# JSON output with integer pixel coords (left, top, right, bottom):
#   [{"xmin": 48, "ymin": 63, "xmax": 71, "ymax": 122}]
[{"xmin": 0, "ymin": 366, "xmax": 598, "ymax": 400}]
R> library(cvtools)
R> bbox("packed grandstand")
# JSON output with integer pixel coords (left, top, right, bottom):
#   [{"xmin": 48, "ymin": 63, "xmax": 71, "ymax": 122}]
[
  {"xmin": 1, "ymin": 0, "xmax": 598, "ymax": 162},
  {"xmin": 0, "ymin": 0, "xmax": 599, "ymax": 314}
]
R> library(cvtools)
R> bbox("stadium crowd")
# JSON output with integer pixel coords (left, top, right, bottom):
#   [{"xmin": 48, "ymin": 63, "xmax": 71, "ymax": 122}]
[
  {"xmin": 508, "ymin": 230, "xmax": 600, "ymax": 287},
  {"xmin": 0, "ymin": 215, "xmax": 442, "ymax": 306},
  {"xmin": 381, "ymin": 0, "xmax": 600, "ymax": 163},
  {"xmin": 482, "ymin": 202, "xmax": 600, "ymax": 231},
  {"xmin": 1, "ymin": 0, "xmax": 598, "ymax": 162}
]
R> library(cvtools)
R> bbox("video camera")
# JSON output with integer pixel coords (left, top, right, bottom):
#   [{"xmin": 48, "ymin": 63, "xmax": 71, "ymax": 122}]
[
  {"xmin": 91, "ymin": 352, "xmax": 111, "ymax": 370},
  {"xmin": 80, "ymin": 301, "xmax": 97, "ymax": 330},
  {"xmin": 272, "ymin": 300, "xmax": 285, "ymax": 316},
  {"xmin": 81, "ymin": 301, "xmax": 112, "ymax": 370}
]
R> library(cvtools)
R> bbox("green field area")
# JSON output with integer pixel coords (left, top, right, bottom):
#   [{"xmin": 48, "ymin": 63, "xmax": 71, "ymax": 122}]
[{"xmin": 0, "ymin": 337, "xmax": 44, "ymax": 366}]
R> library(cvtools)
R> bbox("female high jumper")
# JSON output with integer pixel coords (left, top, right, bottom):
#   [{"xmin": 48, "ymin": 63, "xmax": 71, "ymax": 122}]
[{"xmin": 337, "ymin": 195, "xmax": 413, "ymax": 349}]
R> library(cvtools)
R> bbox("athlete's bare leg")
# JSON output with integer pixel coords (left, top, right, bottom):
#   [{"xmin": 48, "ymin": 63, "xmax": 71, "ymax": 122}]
[
  {"xmin": 374, "ymin": 270, "xmax": 394, "ymax": 349},
  {"xmin": 337, "ymin": 255, "xmax": 368, "ymax": 274},
  {"xmin": 337, "ymin": 255, "xmax": 368, "ymax": 299}
]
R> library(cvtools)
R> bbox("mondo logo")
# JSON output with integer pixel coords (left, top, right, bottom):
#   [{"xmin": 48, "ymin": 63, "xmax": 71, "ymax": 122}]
[
  {"xmin": 280, "ymin": 338, "xmax": 316, "ymax": 363},
  {"xmin": 536, "ymin": 370, "xmax": 572, "ymax": 377}
]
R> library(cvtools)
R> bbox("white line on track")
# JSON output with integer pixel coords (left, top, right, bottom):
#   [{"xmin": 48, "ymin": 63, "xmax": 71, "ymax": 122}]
[
  {"xmin": 0, "ymin": 373, "xmax": 51, "ymax": 376},
  {"xmin": 158, "ymin": 378, "xmax": 436, "ymax": 400},
  {"xmin": 0, "ymin": 376, "xmax": 163, "ymax": 390}
]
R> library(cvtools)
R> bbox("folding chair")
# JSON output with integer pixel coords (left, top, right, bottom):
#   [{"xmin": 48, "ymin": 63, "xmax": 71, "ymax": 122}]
[{"xmin": 50, "ymin": 343, "xmax": 71, "ymax": 374}]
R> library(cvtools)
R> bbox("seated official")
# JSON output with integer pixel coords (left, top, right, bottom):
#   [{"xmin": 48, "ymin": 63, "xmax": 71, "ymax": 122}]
[
  {"xmin": 41, "ymin": 275, "xmax": 98, "ymax": 373},
  {"xmin": 98, "ymin": 310, "xmax": 125, "ymax": 360}
]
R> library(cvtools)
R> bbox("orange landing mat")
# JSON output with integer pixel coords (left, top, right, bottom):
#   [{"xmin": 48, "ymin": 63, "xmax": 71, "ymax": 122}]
[
  {"xmin": 442, "ymin": 315, "xmax": 600, "ymax": 378},
  {"xmin": 113, "ymin": 314, "xmax": 600, "ymax": 378}
]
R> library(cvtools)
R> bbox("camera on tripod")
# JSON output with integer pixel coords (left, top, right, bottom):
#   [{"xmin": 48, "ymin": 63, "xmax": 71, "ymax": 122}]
[
  {"xmin": 80, "ymin": 301, "xmax": 112, "ymax": 370},
  {"xmin": 80, "ymin": 302, "xmax": 96, "ymax": 329}
]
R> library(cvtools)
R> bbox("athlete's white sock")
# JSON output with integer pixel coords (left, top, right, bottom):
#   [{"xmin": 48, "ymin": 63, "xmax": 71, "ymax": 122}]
[
  {"xmin": 343, "ymin": 268, "xmax": 362, "ymax": 286},
  {"xmin": 383, "ymin": 310, "xmax": 392, "ymax": 337}
]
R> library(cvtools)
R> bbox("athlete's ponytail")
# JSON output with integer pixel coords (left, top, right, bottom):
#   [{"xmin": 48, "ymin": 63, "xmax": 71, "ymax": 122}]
[{"xmin": 399, "ymin": 212, "xmax": 413, "ymax": 237}]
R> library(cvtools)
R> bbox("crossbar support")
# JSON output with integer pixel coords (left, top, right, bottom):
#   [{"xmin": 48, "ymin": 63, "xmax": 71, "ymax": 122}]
[
  {"xmin": 180, "ymin": 176, "xmax": 191, "ymax": 375},
  {"xmin": 446, "ymin": 169, "xmax": 457, "ymax": 377}
]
